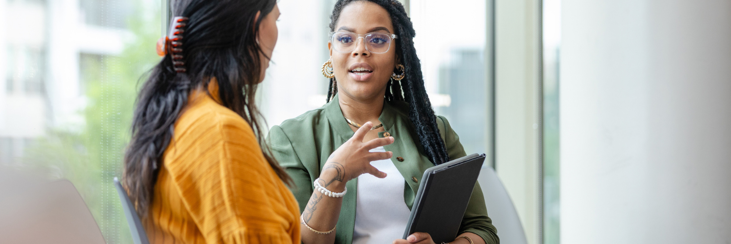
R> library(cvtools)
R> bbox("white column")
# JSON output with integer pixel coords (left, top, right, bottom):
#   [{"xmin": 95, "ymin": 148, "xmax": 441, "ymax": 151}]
[
  {"xmin": 561, "ymin": 0, "xmax": 731, "ymax": 243},
  {"xmin": 495, "ymin": 0, "xmax": 542, "ymax": 243}
]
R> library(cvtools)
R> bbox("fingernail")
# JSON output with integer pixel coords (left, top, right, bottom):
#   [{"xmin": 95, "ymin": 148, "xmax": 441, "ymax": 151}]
[
  {"xmin": 407, "ymin": 235, "xmax": 416, "ymax": 242},
  {"xmin": 389, "ymin": 152, "xmax": 393, "ymax": 157}
]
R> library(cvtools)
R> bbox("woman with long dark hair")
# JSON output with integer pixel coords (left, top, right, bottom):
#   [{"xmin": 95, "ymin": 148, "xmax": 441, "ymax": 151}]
[
  {"xmin": 122, "ymin": 0, "xmax": 300, "ymax": 243},
  {"xmin": 267, "ymin": 0, "xmax": 499, "ymax": 244}
]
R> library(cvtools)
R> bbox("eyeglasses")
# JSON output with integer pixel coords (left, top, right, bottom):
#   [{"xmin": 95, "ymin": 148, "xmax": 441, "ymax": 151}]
[{"xmin": 330, "ymin": 31, "xmax": 398, "ymax": 54}]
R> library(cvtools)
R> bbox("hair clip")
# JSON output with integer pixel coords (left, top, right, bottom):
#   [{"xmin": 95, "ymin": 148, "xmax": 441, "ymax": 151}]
[{"xmin": 156, "ymin": 17, "xmax": 189, "ymax": 73}]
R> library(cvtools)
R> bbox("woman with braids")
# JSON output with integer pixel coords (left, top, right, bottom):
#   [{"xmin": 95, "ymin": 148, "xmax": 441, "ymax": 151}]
[
  {"xmin": 267, "ymin": 0, "xmax": 499, "ymax": 244},
  {"xmin": 123, "ymin": 0, "xmax": 300, "ymax": 243}
]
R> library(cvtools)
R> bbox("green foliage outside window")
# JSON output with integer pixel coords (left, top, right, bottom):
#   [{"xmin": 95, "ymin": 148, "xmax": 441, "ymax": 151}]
[{"xmin": 20, "ymin": 2, "xmax": 160, "ymax": 243}]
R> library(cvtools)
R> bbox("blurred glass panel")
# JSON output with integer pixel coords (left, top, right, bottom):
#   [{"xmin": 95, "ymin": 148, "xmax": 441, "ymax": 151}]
[
  {"xmin": 262, "ymin": 0, "xmax": 491, "ymax": 158},
  {"xmin": 0, "ymin": 0, "xmax": 495, "ymax": 243},
  {"xmin": 260, "ymin": 0, "xmax": 336, "ymax": 127},
  {"xmin": 411, "ymin": 0, "xmax": 489, "ymax": 157},
  {"xmin": 1, "ymin": 0, "xmax": 163, "ymax": 243},
  {"xmin": 543, "ymin": 0, "xmax": 561, "ymax": 243},
  {"xmin": 80, "ymin": 0, "xmax": 134, "ymax": 28}
]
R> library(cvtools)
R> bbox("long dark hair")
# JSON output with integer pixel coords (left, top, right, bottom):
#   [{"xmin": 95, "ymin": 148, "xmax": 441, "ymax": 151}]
[
  {"xmin": 123, "ymin": 0, "xmax": 291, "ymax": 217},
  {"xmin": 326, "ymin": 0, "xmax": 450, "ymax": 165}
]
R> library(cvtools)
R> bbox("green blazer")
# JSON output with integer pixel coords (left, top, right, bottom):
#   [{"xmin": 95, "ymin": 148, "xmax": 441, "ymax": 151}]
[{"xmin": 267, "ymin": 95, "xmax": 499, "ymax": 244}]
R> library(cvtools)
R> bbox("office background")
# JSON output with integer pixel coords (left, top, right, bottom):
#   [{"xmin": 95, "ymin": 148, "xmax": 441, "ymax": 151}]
[{"xmin": 0, "ymin": 0, "xmax": 728, "ymax": 243}]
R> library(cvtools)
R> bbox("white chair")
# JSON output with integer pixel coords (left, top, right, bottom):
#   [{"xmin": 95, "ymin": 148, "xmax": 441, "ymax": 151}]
[
  {"xmin": 477, "ymin": 167, "xmax": 528, "ymax": 244},
  {"xmin": 114, "ymin": 177, "xmax": 150, "ymax": 244}
]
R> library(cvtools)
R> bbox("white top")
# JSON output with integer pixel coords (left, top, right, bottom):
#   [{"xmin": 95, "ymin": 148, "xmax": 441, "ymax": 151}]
[{"xmin": 352, "ymin": 146, "xmax": 412, "ymax": 244}]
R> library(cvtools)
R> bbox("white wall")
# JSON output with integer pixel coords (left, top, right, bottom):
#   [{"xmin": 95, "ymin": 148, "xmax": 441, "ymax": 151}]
[
  {"xmin": 495, "ymin": 0, "xmax": 541, "ymax": 243},
  {"xmin": 561, "ymin": 0, "xmax": 731, "ymax": 243}
]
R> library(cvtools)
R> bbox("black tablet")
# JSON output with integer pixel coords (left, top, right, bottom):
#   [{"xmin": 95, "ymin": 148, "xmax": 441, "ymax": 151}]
[{"xmin": 402, "ymin": 153, "xmax": 486, "ymax": 243}]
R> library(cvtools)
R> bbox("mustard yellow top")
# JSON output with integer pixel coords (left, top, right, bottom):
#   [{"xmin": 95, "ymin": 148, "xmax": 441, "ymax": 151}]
[{"xmin": 143, "ymin": 82, "xmax": 301, "ymax": 244}]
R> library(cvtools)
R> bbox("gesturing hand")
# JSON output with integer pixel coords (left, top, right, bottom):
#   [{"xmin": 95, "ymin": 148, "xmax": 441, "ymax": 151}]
[
  {"xmin": 393, "ymin": 233, "xmax": 436, "ymax": 244},
  {"xmin": 318, "ymin": 121, "xmax": 395, "ymax": 190}
]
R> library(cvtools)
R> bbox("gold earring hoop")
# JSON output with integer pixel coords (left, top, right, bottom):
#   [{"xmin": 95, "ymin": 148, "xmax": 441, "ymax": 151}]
[
  {"xmin": 391, "ymin": 64, "xmax": 406, "ymax": 81},
  {"xmin": 322, "ymin": 59, "xmax": 335, "ymax": 78}
]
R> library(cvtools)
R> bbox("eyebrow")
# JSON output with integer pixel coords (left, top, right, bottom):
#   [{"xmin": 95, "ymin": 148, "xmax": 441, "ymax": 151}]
[{"xmin": 337, "ymin": 26, "xmax": 391, "ymax": 33}]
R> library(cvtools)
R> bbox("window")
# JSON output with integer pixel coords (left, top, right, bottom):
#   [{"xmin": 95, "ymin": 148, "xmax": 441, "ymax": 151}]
[
  {"xmin": 259, "ymin": 0, "xmax": 336, "ymax": 126},
  {"xmin": 1, "ymin": 0, "xmax": 155, "ymax": 243},
  {"xmin": 79, "ymin": 0, "xmax": 133, "ymax": 28},
  {"xmin": 543, "ymin": 0, "xmax": 561, "ymax": 243},
  {"xmin": 7, "ymin": 46, "xmax": 46, "ymax": 94},
  {"xmin": 410, "ymin": 0, "xmax": 491, "ymax": 157},
  {"xmin": 263, "ymin": 0, "xmax": 493, "ymax": 160},
  {"xmin": 4, "ymin": 0, "xmax": 46, "ymax": 95},
  {"xmin": 1, "ymin": 0, "xmax": 496, "ymax": 243}
]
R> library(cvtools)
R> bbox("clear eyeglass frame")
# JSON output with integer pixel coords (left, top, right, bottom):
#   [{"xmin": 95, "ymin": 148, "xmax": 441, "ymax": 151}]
[{"xmin": 329, "ymin": 31, "xmax": 398, "ymax": 54}]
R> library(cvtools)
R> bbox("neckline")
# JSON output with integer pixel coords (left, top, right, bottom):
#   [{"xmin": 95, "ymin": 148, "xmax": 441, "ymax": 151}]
[{"xmin": 324, "ymin": 94, "xmax": 399, "ymax": 140}]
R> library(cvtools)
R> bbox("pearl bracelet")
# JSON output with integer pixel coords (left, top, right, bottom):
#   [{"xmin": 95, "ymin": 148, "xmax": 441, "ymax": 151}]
[
  {"xmin": 301, "ymin": 215, "xmax": 336, "ymax": 234},
  {"xmin": 313, "ymin": 179, "xmax": 347, "ymax": 198}
]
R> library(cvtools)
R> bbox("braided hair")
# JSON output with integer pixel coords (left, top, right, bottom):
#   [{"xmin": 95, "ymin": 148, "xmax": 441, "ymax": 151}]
[{"xmin": 326, "ymin": 0, "xmax": 450, "ymax": 165}]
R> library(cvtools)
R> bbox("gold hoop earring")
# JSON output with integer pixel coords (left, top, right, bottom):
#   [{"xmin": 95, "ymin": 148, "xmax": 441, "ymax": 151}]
[
  {"xmin": 391, "ymin": 64, "xmax": 406, "ymax": 81},
  {"xmin": 322, "ymin": 59, "xmax": 335, "ymax": 78}
]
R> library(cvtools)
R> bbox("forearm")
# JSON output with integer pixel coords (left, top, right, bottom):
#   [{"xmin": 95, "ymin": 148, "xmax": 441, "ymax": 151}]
[
  {"xmin": 300, "ymin": 165, "xmax": 347, "ymax": 244},
  {"xmin": 452, "ymin": 233, "xmax": 485, "ymax": 244}
]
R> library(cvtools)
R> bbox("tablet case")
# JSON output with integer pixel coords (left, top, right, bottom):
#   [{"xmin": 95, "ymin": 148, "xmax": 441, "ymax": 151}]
[{"xmin": 402, "ymin": 153, "xmax": 486, "ymax": 243}]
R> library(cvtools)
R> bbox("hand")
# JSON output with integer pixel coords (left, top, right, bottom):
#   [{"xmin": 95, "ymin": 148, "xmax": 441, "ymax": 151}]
[
  {"xmin": 393, "ymin": 233, "xmax": 436, "ymax": 244},
  {"xmin": 319, "ymin": 122, "xmax": 394, "ymax": 190}
]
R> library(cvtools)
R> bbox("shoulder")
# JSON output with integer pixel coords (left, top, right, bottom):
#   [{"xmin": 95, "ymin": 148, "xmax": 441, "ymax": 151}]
[
  {"xmin": 270, "ymin": 106, "xmax": 328, "ymax": 141},
  {"xmin": 163, "ymin": 96, "xmax": 271, "ymax": 182},
  {"xmin": 180, "ymin": 96, "xmax": 251, "ymax": 131},
  {"xmin": 170, "ymin": 96, "xmax": 259, "ymax": 158},
  {"xmin": 277, "ymin": 107, "xmax": 327, "ymax": 131},
  {"xmin": 433, "ymin": 115, "xmax": 467, "ymax": 158},
  {"xmin": 267, "ymin": 107, "xmax": 330, "ymax": 170},
  {"xmin": 435, "ymin": 115, "xmax": 452, "ymax": 132}
]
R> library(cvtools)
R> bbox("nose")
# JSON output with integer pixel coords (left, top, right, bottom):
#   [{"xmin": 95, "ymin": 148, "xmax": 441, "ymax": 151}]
[{"xmin": 351, "ymin": 36, "xmax": 370, "ymax": 57}]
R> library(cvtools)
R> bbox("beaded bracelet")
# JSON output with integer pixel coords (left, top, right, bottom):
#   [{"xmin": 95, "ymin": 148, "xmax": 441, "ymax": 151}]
[
  {"xmin": 301, "ymin": 215, "xmax": 336, "ymax": 234},
  {"xmin": 313, "ymin": 178, "xmax": 347, "ymax": 198}
]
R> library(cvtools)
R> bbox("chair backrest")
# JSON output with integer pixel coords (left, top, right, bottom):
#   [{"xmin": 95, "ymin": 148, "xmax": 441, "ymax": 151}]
[
  {"xmin": 477, "ymin": 167, "xmax": 528, "ymax": 244},
  {"xmin": 114, "ymin": 177, "xmax": 150, "ymax": 244}
]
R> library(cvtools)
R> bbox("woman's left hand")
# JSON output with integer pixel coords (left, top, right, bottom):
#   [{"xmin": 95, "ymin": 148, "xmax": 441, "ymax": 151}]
[{"xmin": 393, "ymin": 232, "xmax": 435, "ymax": 244}]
